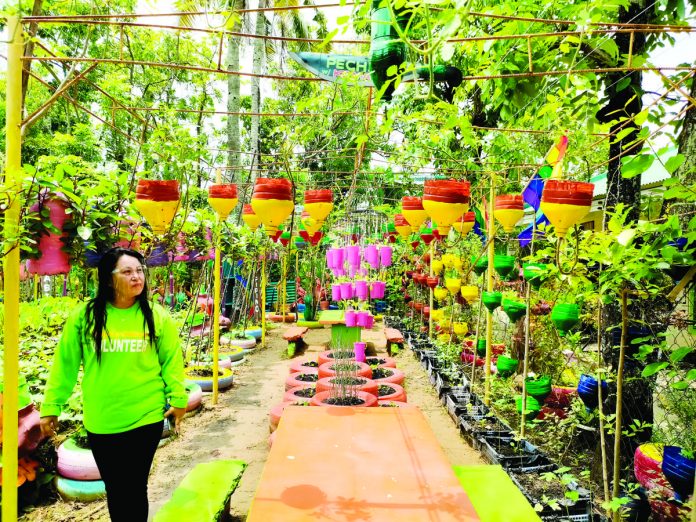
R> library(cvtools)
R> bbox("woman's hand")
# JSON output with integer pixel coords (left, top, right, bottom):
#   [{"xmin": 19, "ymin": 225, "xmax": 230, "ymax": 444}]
[
  {"xmin": 165, "ymin": 406, "xmax": 186, "ymax": 435},
  {"xmin": 40, "ymin": 416, "xmax": 58, "ymax": 439}
]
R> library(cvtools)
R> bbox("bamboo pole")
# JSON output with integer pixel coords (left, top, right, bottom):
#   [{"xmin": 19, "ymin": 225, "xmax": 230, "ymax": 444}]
[
  {"xmin": 429, "ymin": 241, "xmax": 434, "ymax": 337},
  {"xmin": 33, "ymin": 274, "xmax": 38, "ymax": 301},
  {"xmin": 3, "ymin": 15, "xmax": 23, "ymax": 522},
  {"xmin": 611, "ymin": 289, "xmax": 629, "ymax": 521},
  {"xmin": 596, "ymin": 303, "xmax": 611, "ymax": 516},
  {"xmin": 211, "ymin": 170, "xmax": 223, "ymax": 405},
  {"xmin": 484, "ymin": 174, "xmax": 495, "ymax": 405},
  {"xmin": 520, "ymin": 280, "xmax": 531, "ymax": 438},
  {"xmin": 261, "ymin": 252, "xmax": 267, "ymax": 346}
]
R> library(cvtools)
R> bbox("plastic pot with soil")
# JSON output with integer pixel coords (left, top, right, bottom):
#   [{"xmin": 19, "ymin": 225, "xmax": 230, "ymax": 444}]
[
  {"xmin": 509, "ymin": 470, "xmax": 591, "ymax": 518},
  {"xmin": 310, "ymin": 390, "xmax": 378, "ymax": 407},
  {"xmin": 477, "ymin": 434, "xmax": 555, "ymax": 471},
  {"xmin": 459, "ymin": 414, "xmax": 513, "ymax": 447}
]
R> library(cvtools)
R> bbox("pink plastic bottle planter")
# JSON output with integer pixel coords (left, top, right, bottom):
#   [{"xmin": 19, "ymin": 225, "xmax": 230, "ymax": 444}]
[
  {"xmin": 370, "ymin": 281, "xmax": 386, "ymax": 299},
  {"xmin": 379, "ymin": 246, "xmax": 393, "ymax": 267},
  {"xmin": 346, "ymin": 245, "xmax": 361, "ymax": 267},
  {"xmin": 365, "ymin": 314, "xmax": 375, "ymax": 329},
  {"xmin": 331, "ymin": 284, "xmax": 341, "ymax": 302},
  {"xmin": 354, "ymin": 280, "xmax": 368, "ymax": 301},
  {"xmin": 354, "ymin": 342, "xmax": 367, "ymax": 363},
  {"xmin": 335, "ymin": 247, "xmax": 345, "ymax": 268},
  {"xmin": 27, "ymin": 197, "xmax": 71, "ymax": 276},
  {"xmin": 349, "ymin": 265, "xmax": 358, "ymax": 278},
  {"xmin": 364, "ymin": 245, "xmax": 379, "ymax": 268},
  {"xmin": 356, "ymin": 310, "xmax": 369, "ymax": 327},
  {"xmin": 326, "ymin": 248, "xmax": 336, "ymax": 269},
  {"xmin": 340, "ymin": 282, "xmax": 353, "ymax": 300},
  {"xmin": 345, "ymin": 309, "xmax": 357, "ymax": 327}
]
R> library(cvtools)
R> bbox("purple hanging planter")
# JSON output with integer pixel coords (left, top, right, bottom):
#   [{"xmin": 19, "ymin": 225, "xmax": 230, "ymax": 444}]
[
  {"xmin": 331, "ymin": 283, "xmax": 341, "ymax": 302},
  {"xmin": 356, "ymin": 310, "xmax": 369, "ymax": 327},
  {"xmin": 146, "ymin": 243, "xmax": 172, "ymax": 267},
  {"xmin": 345, "ymin": 309, "xmax": 357, "ymax": 327},
  {"xmin": 354, "ymin": 280, "xmax": 368, "ymax": 301},
  {"xmin": 326, "ymin": 248, "xmax": 335, "ymax": 268},
  {"xmin": 379, "ymin": 246, "xmax": 393, "ymax": 267},
  {"xmin": 335, "ymin": 247, "xmax": 345, "ymax": 268},
  {"xmin": 346, "ymin": 245, "xmax": 361, "ymax": 267}
]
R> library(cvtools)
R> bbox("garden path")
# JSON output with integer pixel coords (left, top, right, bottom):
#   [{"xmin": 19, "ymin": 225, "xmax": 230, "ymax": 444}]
[{"xmin": 20, "ymin": 321, "xmax": 482, "ymax": 521}]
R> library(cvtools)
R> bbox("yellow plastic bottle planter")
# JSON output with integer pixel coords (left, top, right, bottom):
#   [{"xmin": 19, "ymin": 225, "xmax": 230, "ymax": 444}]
[
  {"xmin": 453, "ymin": 322, "xmax": 468, "ymax": 336},
  {"xmin": 421, "ymin": 200, "xmax": 468, "ymax": 236},
  {"xmin": 251, "ymin": 198, "xmax": 294, "ymax": 227},
  {"xmin": 300, "ymin": 212, "xmax": 323, "ymax": 236},
  {"xmin": 208, "ymin": 197, "xmax": 238, "ymax": 220},
  {"xmin": 402, "ymin": 208, "xmax": 428, "ymax": 232},
  {"xmin": 540, "ymin": 200, "xmax": 591, "ymax": 237},
  {"xmin": 494, "ymin": 208, "xmax": 524, "ymax": 233},
  {"xmin": 134, "ymin": 198, "xmax": 179, "ymax": 235},
  {"xmin": 242, "ymin": 204, "xmax": 262, "ymax": 231},
  {"xmin": 434, "ymin": 287, "xmax": 449, "ymax": 301},
  {"xmin": 431, "ymin": 259, "xmax": 444, "ymax": 275},
  {"xmin": 303, "ymin": 201, "xmax": 333, "ymax": 222},
  {"xmin": 460, "ymin": 285, "xmax": 478, "ymax": 303},
  {"xmin": 445, "ymin": 278, "xmax": 461, "ymax": 295}
]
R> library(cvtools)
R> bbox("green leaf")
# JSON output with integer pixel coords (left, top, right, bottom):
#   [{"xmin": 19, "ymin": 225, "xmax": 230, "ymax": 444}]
[
  {"xmin": 669, "ymin": 346, "xmax": 693, "ymax": 363},
  {"xmin": 664, "ymin": 154, "xmax": 685, "ymax": 174},
  {"xmin": 671, "ymin": 381, "xmax": 689, "ymax": 390},
  {"xmin": 642, "ymin": 361, "xmax": 668, "ymax": 377},
  {"xmin": 77, "ymin": 226, "xmax": 92, "ymax": 240},
  {"xmin": 621, "ymin": 154, "xmax": 654, "ymax": 179}
]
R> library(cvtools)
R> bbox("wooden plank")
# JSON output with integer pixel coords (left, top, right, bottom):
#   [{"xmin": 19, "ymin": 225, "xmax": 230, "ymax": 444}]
[{"xmin": 283, "ymin": 327, "xmax": 309, "ymax": 341}]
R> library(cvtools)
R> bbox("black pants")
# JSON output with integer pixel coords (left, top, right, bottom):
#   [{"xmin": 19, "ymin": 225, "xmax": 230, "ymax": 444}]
[{"xmin": 87, "ymin": 420, "xmax": 163, "ymax": 522}]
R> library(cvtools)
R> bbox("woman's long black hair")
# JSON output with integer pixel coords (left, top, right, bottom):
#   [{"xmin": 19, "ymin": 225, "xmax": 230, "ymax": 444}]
[{"xmin": 85, "ymin": 247, "xmax": 156, "ymax": 361}]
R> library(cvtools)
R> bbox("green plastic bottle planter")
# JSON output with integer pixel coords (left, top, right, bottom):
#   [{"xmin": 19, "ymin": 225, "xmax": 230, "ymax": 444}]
[
  {"xmin": 496, "ymin": 355, "xmax": 519, "ymax": 378},
  {"xmin": 493, "ymin": 255, "xmax": 516, "ymax": 279},
  {"xmin": 482, "ymin": 291, "xmax": 502, "ymax": 312},
  {"xmin": 525, "ymin": 375, "xmax": 552, "ymax": 403},
  {"xmin": 515, "ymin": 395, "xmax": 541, "ymax": 419},
  {"xmin": 472, "ymin": 255, "xmax": 488, "ymax": 276},
  {"xmin": 523, "ymin": 263, "xmax": 547, "ymax": 289},
  {"xmin": 551, "ymin": 303, "xmax": 579, "ymax": 336},
  {"xmin": 476, "ymin": 339, "xmax": 487, "ymax": 357},
  {"xmin": 502, "ymin": 299, "xmax": 526, "ymax": 323}
]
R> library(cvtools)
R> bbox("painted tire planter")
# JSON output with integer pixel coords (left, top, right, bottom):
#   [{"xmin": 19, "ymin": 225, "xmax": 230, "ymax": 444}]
[
  {"xmin": 57, "ymin": 438, "xmax": 100, "ymax": 481},
  {"xmin": 318, "ymin": 361, "xmax": 372, "ymax": 380},
  {"xmin": 316, "ymin": 376, "xmax": 378, "ymax": 397},
  {"xmin": 296, "ymin": 320, "xmax": 323, "ymax": 329},
  {"xmin": 285, "ymin": 372, "xmax": 319, "ymax": 391},
  {"xmin": 268, "ymin": 313, "xmax": 296, "ymax": 323},
  {"xmin": 186, "ymin": 382, "xmax": 203, "ymax": 412},
  {"xmin": 648, "ymin": 494, "xmax": 690, "ymax": 521},
  {"xmin": 378, "ymin": 400, "xmax": 416, "ymax": 408},
  {"xmin": 369, "ymin": 367, "xmax": 405, "ymax": 386},
  {"xmin": 245, "ymin": 328, "xmax": 263, "ymax": 340},
  {"xmin": 184, "ymin": 367, "xmax": 234, "ymax": 392},
  {"xmin": 269, "ymin": 401, "xmax": 307, "ymax": 432},
  {"xmin": 377, "ymin": 383, "xmax": 407, "ymax": 402},
  {"xmin": 283, "ymin": 385, "xmax": 316, "ymax": 402},
  {"xmin": 219, "ymin": 345, "xmax": 245, "ymax": 362},
  {"xmin": 223, "ymin": 334, "xmax": 256, "ymax": 350},
  {"xmin": 661, "ymin": 446, "xmax": 695, "ymax": 502},
  {"xmin": 634, "ymin": 443, "xmax": 670, "ymax": 490},
  {"xmin": 289, "ymin": 359, "xmax": 320, "ymax": 374},
  {"xmin": 365, "ymin": 356, "xmax": 397, "ymax": 368},
  {"xmin": 318, "ymin": 349, "xmax": 356, "ymax": 366},
  {"xmin": 545, "ymin": 385, "xmax": 577, "ymax": 408},
  {"xmin": 310, "ymin": 390, "xmax": 378, "ymax": 407},
  {"xmin": 55, "ymin": 476, "xmax": 106, "ymax": 502}
]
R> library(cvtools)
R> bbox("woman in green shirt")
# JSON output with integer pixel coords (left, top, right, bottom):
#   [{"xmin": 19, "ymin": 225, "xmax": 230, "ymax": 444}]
[{"xmin": 40, "ymin": 248, "xmax": 188, "ymax": 522}]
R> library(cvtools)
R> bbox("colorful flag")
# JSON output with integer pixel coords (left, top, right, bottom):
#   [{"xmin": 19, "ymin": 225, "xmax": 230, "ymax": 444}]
[{"xmin": 519, "ymin": 213, "xmax": 550, "ymax": 248}]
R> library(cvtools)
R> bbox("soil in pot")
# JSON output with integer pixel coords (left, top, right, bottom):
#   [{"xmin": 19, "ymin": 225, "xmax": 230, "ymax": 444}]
[
  {"xmin": 372, "ymin": 368, "xmax": 394, "ymax": 379},
  {"xmin": 294, "ymin": 387, "xmax": 316, "ymax": 398},
  {"xmin": 511, "ymin": 471, "xmax": 567, "ymax": 504},
  {"xmin": 323, "ymin": 397, "xmax": 366, "ymax": 406},
  {"xmin": 187, "ymin": 369, "xmax": 224, "ymax": 378},
  {"xmin": 475, "ymin": 416, "xmax": 510, "ymax": 433},
  {"xmin": 378, "ymin": 384, "xmax": 396, "ymax": 397},
  {"xmin": 296, "ymin": 373, "xmax": 318, "ymax": 383}
]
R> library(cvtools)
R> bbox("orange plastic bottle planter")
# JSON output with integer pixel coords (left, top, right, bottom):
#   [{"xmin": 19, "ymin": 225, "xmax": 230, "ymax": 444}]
[
  {"xmin": 540, "ymin": 180, "xmax": 594, "ymax": 237},
  {"xmin": 134, "ymin": 179, "xmax": 180, "ymax": 234},
  {"xmin": 303, "ymin": 189, "xmax": 333, "ymax": 222},
  {"xmin": 208, "ymin": 183, "xmax": 238, "ymax": 220},
  {"xmin": 494, "ymin": 194, "xmax": 524, "ymax": 232},
  {"xmin": 402, "ymin": 196, "xmax": 428, "ymax": 232},
  {"xmin": 394, "ymin": 213, "xmax": 412, "ymax": 239}
]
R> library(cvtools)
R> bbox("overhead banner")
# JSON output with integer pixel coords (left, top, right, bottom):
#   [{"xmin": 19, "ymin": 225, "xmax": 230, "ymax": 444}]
[{"xmin": 289, "ymin": 52, "xmax": 373, "ymax": 86}]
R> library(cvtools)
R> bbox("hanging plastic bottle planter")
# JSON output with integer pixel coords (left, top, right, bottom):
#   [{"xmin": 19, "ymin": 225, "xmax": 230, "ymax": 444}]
[
  {"xmin": 523, "ymin": 263, "xmax": 547, "ymax": 289},
  {"xmin": 481, "ymin": 291, "xmax": 502, "ymax": 312},
  {"xmin": 134, "ymin": 179, "xmax": 181, "ymax": 235},
  {"xmin": 402, "ymin": 196, "xmax": 428, "ymax": 233},
  {"xmin": 472, "ymin": 255, "xmax": 488, "ymax": 276},
  {"xmin": 551, "ymin": 303, "xmax": 580, "ymax": 336},
  {"xmin": 497, "ymin": 355, "xmax": 519, "ymax": 378},
  {"xmin": 251, "ymin": 178, "xmax": 294, "ymax": 239},
  {"xmin": 420, "ymin": 226, "xmax": 436, "ymax": 245},
  {"xmin": 422, "ymin": 179, "xmax": 470, "ymax": 236},
  {"xmin": 460, "ymin": 285, "xmax": 478, "ymax": 303},
  {"xmin": 394, "ymin": 213, "xmax": 411, "ymax": 239},
  {"xmin": 303, "ymin": 189, "xmax": 333, "ymax": 222},
  {"xmin": 431, "ymin": 258, "xmax": 444, "ymax": 275},
  {"xmin": 445, "ymin": 278, "xmax": 461, "ymax": 295},
  {"xmin": 242, "ymin": 204, "xmax": 262, "ymax": 231},
  {"xmin": 524, "ymin": 375, "xmax": 552, "ymax": 403},
  {"xmin": 576, "ymin": 374, "xmax": 608, "ymax": 410},
  {"xmin": 515, "ymin": 395, "xmax": 541, "ymax": 419},
  {"xmin": 494, "ymin": 194, "xmax": 524, "ymax": 233},
  {"xmin": 540, "ymin": 180, "xmax": 594, "ymax": 237},
  {"xmin": 502, "ymin": 298, "xmax": 526, "ymax": 323},
  {"xmin": 452, "ymin": 211, "xmax": 476, "ymax": 235},
  {"xmin": 493, "ymin": 254, "xmax": 517, "ymax": 279},
  {"xmin": 26, "ymin": 194, "xmax": 72, "ymax": 276},
  {"xmin": 300, "ymin": 210, "xmax": 322, "ymax": 237},
  {"xmin": 434, "ymin": 287, "xmax": 449, "ymax": 301},
  {"xmin": 207, "ymin": 183, "xmax": 238, "ymax": 220}
]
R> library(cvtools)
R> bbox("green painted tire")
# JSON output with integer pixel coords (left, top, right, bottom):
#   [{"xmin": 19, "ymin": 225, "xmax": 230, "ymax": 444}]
[
  {"xmin": 296, "ymin": 320, "xmax": 324, "ymax": 329},
  {"xmin": 55, "ymin": 476, "xmax": 106, "ymax": 502}
]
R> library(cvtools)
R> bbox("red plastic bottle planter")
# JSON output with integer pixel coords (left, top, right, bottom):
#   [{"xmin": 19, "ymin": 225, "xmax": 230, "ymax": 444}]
[
  {"xmin": 134, "ymin": 179, "xmax": 180, "ymax": 235},
  {"xmin": 310, "ymin": 390, "xmax": 378, "ymax": 407},
  {"xmin": 26, "ymin": 196, "xmax": 71, "ymax": 276},
  {"xmin": 317, "ymin": 361, "xmax": 372, "ymax": 380}
]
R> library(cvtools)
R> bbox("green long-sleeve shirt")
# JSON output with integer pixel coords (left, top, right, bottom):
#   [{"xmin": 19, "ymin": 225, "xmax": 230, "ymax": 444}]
[{"xmin": 41, "ymin": 301, "xmax": 188, "ymax": 434}]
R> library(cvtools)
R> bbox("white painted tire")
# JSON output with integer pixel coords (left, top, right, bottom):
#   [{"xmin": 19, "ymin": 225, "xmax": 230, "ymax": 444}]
[
  {"xmin": 57, "ymin": 438, "xmax": 100, "ymax": 481},
  {"xmin": 55, "ymin": 476, "xmax": 106, "ymax": 502}
]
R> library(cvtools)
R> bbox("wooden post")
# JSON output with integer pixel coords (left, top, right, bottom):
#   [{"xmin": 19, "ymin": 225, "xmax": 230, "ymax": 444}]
[
  {"xmin": 611, "ymin": 289, "xmax": 628, "ymax": 521},
  {"xmin": 428, "ymin": 241, "xmax": 434, "ymax": 337},
  {"xmin": 3, "ymin": 15, "xmax": 23, "ymax": 522},
  {"xmin": 261, "ymin": 252, "xmax": 267, "ymax": 346},
  {"xmin": 211, "ymin": 170, "xmax": 223, "ymax": 405},
  {"xmin": 520, "ymin": 280, "xmax": 531, "ymax": 438},
  {"xmin": 484, "ymin": 174, "xmax": 495, "ymax": 406}
]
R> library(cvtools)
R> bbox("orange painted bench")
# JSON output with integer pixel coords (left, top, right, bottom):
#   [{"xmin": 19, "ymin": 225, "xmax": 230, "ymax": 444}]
[
  {"xmin": 282, "ymin": 326, "xmax": 309, "ymax": 357},
  {"xmin": 384, "ymin": 328, "xmax": 404, "ymax": 356}
]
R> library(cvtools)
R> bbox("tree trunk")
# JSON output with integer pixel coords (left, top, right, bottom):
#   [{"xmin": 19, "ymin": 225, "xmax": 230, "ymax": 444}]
[
  {"xmin": 226, "ymin": 0, "xmax": 244, "ymax": 181},
  {"xmin": 676, "ymin": 74, "xmax": 696, "ymax": 186},
  {"xmin": 249, "ymin": 0, "xmax": 265, "ymax": 195},
  {"xmin": 21, "ymin": 0, "xmax": 44, "ymax": 110}
]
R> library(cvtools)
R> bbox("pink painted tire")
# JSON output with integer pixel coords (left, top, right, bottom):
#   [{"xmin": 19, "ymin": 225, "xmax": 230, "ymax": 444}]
[
  {"xmin": 369, "ymin": 367, "xmax": 405, "ymax": 386},
  {"xmin": 269, "ymin": 400, "xmax": 307, "ymax": 432},
  {"xmin": 283, "ymin": 385, "xmax": 317, "ymax": 402},
  {"xmin": 376, "ymin": 382, "xmax": 407, "ymax": 402},
  {"xmin": 285, "ymin": 372, "xmax": 319, "ymax": 391},
  {"xmin": 310, "ymin": 390, "xmax": 378, "ymax": 407},
  {"xmin": 635, "ymin": 443, "xmax": 670, "ymax": 490},
  {"xmin": 648, "ymin": 494, "xmax": 687, "ymax": 521},
  {"xmin": 378, "ymin": 400, "xmax": 416, "ymax": 408},
  {"xmin": 318, "ymin": 361, "xmax": 372, "ymax": 380},
  {"xmin": 365, "ymin": 356, "xmax": 397, "ymax": 368},
  {"xmin": 289, "ymin": 359, "xmax": 320, "ymax": 374},
  {"xmin": 318, "ymin": 350, "xmax": 355, "ymax": 366},
  {"xmin": 316, "ymin": 377, "xmax": 378, "ymax": 397},
  {"xmin": 57, "ymin": 438, "xmax": 100, "ymax": 481},
  {"xmin": 545, "ymin": 385, "xmax": 577, "ymax": 408},
  {"xmin": 185, "ymin": 382, "xmax": 203, "ymax": 412},
  {"xmin": 536, "ymin": 406, "xmax": 567, "ymax": 420}
]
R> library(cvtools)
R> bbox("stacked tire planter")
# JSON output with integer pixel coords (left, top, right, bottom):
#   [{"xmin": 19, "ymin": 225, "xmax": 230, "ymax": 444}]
[
  {"xmin": 55, "ymin": 437, "xmax": 106, "ymax": 502},
  {"xmin": 402, "ymin": 322, "xmax": 595, "ymax": 521}
]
